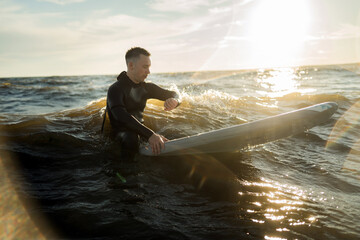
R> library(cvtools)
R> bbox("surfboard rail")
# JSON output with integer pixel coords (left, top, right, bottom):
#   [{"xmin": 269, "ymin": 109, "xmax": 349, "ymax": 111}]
[{"xmin": 139, "ymin": 102, "xmax": 338, "ymax": 156}]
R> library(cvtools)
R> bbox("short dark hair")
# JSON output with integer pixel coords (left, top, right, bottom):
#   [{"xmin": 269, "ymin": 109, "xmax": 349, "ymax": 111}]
[{"xmin": 125, "ymin": 47, "xmax": 151, "ymax": 64}]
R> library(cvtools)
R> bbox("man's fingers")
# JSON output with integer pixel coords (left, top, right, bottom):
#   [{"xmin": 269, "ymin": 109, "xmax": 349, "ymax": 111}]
[
  {"xmin": 152, "ymin": 142, "xmax": 159, "ymax": 154},
  {"xmin": 151, "ymin": 142, "xmax": 158, "ymax": 155},
  {"xmin": 149, "ymin": 133, "xmax": 167, "ymax": 155},
  {"xmin": 164, "ymin": 98, "xmax": 178, "ymax": 111},
  {"xmin": 164, "ymin": 101, "xmax": 171, "ymax": 110},
  {"xmin": 152, "ymin": 144, "xmax": 157, "ymax": 155},
  {"xmin": 157, "ymin": 142, "xmax": 164, "ymax": 154}
]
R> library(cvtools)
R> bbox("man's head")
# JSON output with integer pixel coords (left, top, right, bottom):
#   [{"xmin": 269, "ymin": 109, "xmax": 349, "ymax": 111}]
[{"xmin": 126, "ymin": 47, "xmax": 151, "ymax": 84}]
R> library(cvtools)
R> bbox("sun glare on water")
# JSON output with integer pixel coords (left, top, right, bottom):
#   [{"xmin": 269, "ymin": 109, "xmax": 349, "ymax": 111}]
[{"xmin": 247, "ymin": 0, "xmax": 311, "ymax": 68}]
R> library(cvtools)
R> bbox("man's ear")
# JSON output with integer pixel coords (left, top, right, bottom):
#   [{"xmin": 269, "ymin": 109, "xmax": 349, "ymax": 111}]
[{"xmin": 127, "ymin": 61, "xmax": 134, "ymax": 70}]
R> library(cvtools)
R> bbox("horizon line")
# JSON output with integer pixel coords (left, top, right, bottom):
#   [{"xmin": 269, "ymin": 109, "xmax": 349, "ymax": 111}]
[{"xmin": 1, "ymin": 61, "xmax": 359, "ymax": 79}]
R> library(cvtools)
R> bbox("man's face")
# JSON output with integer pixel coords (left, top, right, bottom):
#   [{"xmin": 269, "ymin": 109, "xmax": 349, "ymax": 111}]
[{"xmin": 131, "ymin": 54, "xmax": 151, "ymax": 83}]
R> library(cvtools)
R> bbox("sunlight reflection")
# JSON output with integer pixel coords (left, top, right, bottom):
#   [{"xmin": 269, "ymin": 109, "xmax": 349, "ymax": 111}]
[
  {"xmin": 264, "ymin": 236, "xmax": 287, "ymax": 240},
  {"xmin": 264, "ymin": 213, "xmax": 285, "ymax": 221},
  {"xmin": 267, "ymin": 199, "xmax": 303, "ymax": 205},
  {"xmin": 280, "ymin": 206, "xmax": 296, "ymax": 211},
  {"xmin": 240, "ymin": 177, "xmax": 320, "ymax": 235},
  {"xmin": 276, "ymin": 228, "xmax": 290, "ymax": 232},
  {"xmin": 289, "ymin": 221, "xmax": 306, "ymax": 226},
  {"xmin": 251, "ymin": 219, "xmax": 265, "ymax": 224},
  {"xmin": 266, "ymin": 208, "xmax": 278, "ymax": 213},
  {"xmin": 253, "ymin": 201, "xmax": 262, "ymax": 206},
  {"xmin": 256, "ymin": 68, "xmax": 314, "ymax": 98}
]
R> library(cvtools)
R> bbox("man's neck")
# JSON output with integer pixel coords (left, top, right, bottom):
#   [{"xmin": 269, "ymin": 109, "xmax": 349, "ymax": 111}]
[{"xmin": 126, "ymin": 71, "xmax": 139, "ymax": 84}]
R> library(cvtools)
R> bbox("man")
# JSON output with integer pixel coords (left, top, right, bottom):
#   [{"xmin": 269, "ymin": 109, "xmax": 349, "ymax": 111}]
[{"xmin": 106, "ymin": 47, "xmax": 180, "ymax": 156}]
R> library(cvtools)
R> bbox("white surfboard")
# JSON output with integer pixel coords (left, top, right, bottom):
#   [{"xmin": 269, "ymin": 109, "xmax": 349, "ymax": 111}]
[{"xmin": 139, "ymin": 102, "xmax": 338, "ymax": 156}]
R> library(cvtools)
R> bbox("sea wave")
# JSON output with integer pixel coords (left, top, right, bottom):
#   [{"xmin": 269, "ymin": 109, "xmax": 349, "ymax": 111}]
[
  {"xmin": 0, "ymin": 89, "xmax": 356, "ymax": 159},
  {"xmin": 1, "ymin": 66, "xmax": 360, "ymax": 239}
]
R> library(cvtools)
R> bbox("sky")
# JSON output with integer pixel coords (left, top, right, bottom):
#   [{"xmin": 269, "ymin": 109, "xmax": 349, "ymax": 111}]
[{"xmin": 0, "ymin": 0, "xmax": 360, "ymax": 77}]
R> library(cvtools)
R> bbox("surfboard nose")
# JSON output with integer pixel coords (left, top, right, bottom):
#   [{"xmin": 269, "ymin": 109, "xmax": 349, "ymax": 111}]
[
  {"xmin": 320, "ymin": 102, "xmax": 338, "ymax": 121},
  {"xmin": 329, "ymin": 102, "xmax": 339, "ymax": 111},
  {"xmin": 328, "ymin": 102, "xmax": 338, "ymax": 114}
]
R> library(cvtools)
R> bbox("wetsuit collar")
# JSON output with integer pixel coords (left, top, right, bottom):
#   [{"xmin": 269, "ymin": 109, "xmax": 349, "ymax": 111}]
[{"xmin": 117, "ymin": 71, "xmax": 139, "ymax": 86}]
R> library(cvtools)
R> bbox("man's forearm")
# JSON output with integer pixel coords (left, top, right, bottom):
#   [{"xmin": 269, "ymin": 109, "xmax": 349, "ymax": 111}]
[{"xmin": 111, "ymin": 106, "xmax": 154, "ymax": 140}]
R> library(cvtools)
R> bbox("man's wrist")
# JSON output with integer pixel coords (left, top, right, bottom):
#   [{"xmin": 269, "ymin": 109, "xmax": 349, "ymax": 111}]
[{"xmin": 174, "ymin": 98, "xmax": 181, "ymax": 107}]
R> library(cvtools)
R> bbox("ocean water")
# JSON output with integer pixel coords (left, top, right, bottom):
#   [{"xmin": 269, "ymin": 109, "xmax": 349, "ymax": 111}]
[{"xmin": 0, "ymin": 64, "xmax": 360, "ymax": 239}]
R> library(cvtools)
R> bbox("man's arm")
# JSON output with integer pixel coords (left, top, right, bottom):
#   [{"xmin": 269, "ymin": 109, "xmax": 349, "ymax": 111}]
[
  {"xmin": 111, "ymin": 105, "xmax": 165, "ymax": 155},
  {"xmin": 145, "ymin": 83, "xmax": 181, "ymax": 154},
  {"xmin": 146, "ymin": 83, "xmax": 181, "ymax": 109},
  {"xmin": 110, "ymin": 106, "xmax": 154, "ymax": 139}
]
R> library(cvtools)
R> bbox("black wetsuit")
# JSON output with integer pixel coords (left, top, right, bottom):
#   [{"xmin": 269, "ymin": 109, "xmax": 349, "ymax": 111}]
[{"xmin": 106, "ymin": 71, "xmax": 179, "ymax": 152}]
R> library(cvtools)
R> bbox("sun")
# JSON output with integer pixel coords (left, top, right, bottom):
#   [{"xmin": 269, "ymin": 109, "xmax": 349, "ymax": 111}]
[{"xmin": 247, "ymin": 0, "xmax": 311, "ymax": 68}]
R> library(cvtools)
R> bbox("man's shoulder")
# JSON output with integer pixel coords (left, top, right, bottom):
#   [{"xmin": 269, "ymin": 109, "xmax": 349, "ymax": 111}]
[
  {"xmin": 107, "ymin": 80, "xmax": 126, "ymax": 100},
  {"xmin": 108, "ymin": 80, "xmax": 121, "ymax": 92},
  {"xmin": 144, "ymin": 81, "xmax": 159, "ymax": 90},
  {"xmin": 109, "ymin": 74, "xmax": 129, "ymax": 91}
]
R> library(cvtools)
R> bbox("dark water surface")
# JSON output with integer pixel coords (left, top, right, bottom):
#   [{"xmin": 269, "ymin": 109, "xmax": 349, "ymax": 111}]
[{"xmin": 1, "ymin": 64, "xmax": 360, "ymax": 239}]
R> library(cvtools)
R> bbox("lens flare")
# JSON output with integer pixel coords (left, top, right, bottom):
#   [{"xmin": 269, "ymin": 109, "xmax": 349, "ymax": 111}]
[
  {"xmin": 326, "ymin": 100, "xmax": 360, "ymax": 178},
  {"xmin": 0, "ymin": 153, "xmax": 48, "ymax": 239}
]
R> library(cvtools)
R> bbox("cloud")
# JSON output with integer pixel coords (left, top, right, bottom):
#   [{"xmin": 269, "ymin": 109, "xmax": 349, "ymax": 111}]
[
  {"xmin": 208, "ymin": 6, "xmax": 232, "ymax": 14},
  {"xmin": 0, "ymin": 1, "xmax": 22, "ymax": 13},
  {"xmin": 0, "ymin": 0, "xmax": 245, "ymax": 76},
  {"xmin": 147, "ymin": 0, "xmax": 232, "ymax": 13},
  {"xmin": 37, "ymin": 0, "xmax": 86, "ymax": 5},
  {"xmin": 305, "ymin": 24, "xmax": 360, "ymax": 41},
  {"xmin": 329, "ymin": 24, "xmax": 360, "ymax": 40},
  {"xmin": 237, "ymin": 0, "xmax": 254, "ymax": 6},
  {"xmin": 148, "ymin": 0, "xmax": 210, "ymax": 12},
  {"xmin": 0, "ymin": 3, "xmax": 220, "ymax": 75}
]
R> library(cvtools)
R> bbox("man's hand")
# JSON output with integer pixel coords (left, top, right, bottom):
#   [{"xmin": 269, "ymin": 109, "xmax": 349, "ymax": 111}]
[
  {"xmin": 164, "ymin": 98, "xmax": 178, "ymax": 111},
  {"xmin": 148, "ymin": 133, "xmax": 168, "ymax": 155}
]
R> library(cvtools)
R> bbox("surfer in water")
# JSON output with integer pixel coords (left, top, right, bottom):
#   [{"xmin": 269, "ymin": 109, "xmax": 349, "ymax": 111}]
[{"xmin": 105, "ymin": 47, "xmax": 180, "ymax": 157}]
